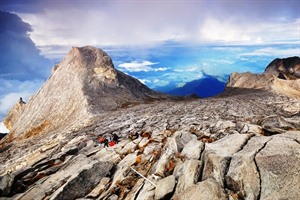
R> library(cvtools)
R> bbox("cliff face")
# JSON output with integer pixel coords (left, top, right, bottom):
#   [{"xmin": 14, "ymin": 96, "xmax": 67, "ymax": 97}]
[
  {"xmin": 226, "ymin": 56, "xmax": 300, "ymax": 98},
  {"xmin": 265, "ymin": 56, "xmax": 300, "ymax": 79},
  {"xmin": 3, "ymin": 46, "xmax": 167, "ymax": 140}
]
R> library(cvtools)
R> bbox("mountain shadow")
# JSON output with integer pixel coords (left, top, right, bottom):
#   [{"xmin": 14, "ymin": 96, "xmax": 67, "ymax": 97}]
[{"xmin": 165, "ymin": 74, "xmax": 226, "ymax": 98}]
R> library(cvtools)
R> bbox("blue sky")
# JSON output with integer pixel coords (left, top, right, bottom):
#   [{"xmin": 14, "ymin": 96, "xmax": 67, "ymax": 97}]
[{"xmin": 0, "ymin": 0, "xmax": 300, "ymax": 122}]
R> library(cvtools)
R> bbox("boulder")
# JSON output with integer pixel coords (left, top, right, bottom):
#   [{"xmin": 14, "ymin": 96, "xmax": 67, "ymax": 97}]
[
  {"xmin": 174, "ymin": 131, "xmax": 197, "ymax": 151},
  {"xmin": 153, "ymin": 137, "xmax": 178, "ymax": 176},
  {"xmin": 225, "ymin": 136, "xmax": 271, "ymax": 199},
  {"xmin": 17, "ymin": 155, "xmax": 113, "ymax": 200},
  {"xmin": 123, "ymin": 178, "xmax": 144, "ymax": 200},
  {"xmin": 119, "ymin": 141, "xmax": 138, "ymax": 155},
  {"xmin": 135, "ymin": 175, "xmax": 158, "ymax": 200},
  {"xmin": 264, "ymin": 56, "xmax": 300, "ymax": 80},
  {"xmin": 255, "ymin": 135, "xmax": 300, "ymax": 200},
  {"xmin": 173, "ymin": 178, "xmax": 227, "ymax": 200},
  {"xmin": 211, "ymin": 120, "xmax": 236, "ymax": 133},
  {"xmin": 0, "ymin": 173, "xmax": 14, "ymax": 196},
  {"xmin": 86, "ymin": 177, "xmax": 110, "ymax": 198},
  {"xmin": 154, "ymin": 175, "xmax": 176, "ymax": 200},
  {"xmin": 173, "ymin": 159, "xmax": 201, "ymax": 196},
  {"xmin": 201, "ymin": 133, "xmax": 253, "ymax": 187},
  {"xmin": 260, "ymin": 116, "xmax": 295, "ymax": 134},
  {"xmin": 236, "ymin": 122, "xmax": 263, "ymax": 135},
  {"xmin": 181, "ymin": 138, "xmax": 204, "ymax": 160}
]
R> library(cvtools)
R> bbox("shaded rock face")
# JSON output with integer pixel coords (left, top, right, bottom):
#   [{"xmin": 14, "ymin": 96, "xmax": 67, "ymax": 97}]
[
  {"xmin": 265, "ymin": 56, "xmax": 300, "ymax": 80},
  {"xmin": 3, "ymin": 46, "xmax": 167, "ymax": 140},
  {"xmin": 226, "ymin": 57, "xmax": 300, "ymax": 98}
]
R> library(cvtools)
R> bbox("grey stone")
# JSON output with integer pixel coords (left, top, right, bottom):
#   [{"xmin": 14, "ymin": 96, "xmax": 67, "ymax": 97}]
[
  {"xmin": 174, "ymin": 159, "xmax": 201, "ymax": 196},
  {"xmin": 173, "ymin": 178, "xmax": 227, "ymax": 200},
  {"xmin": 181, "ymin": 138, "xmax": 204, "ymax": 160},
  {"xmin": 154, "ymin": 175, "xmax": 176, "ymax": 200},
  {"xmin": 256, "ymin": 136, "xmax": 300, "ymax": 200},
  {"xmin": 202, "ymin": 133, "xmax": 252, "ymax": 187},
  {"xmin": 17, "ymin": 155, "xmax": 112, "ymax": 200},
  {"xmin": 225, "ymin": 136, "xmax": 271, "ymax": 200}
]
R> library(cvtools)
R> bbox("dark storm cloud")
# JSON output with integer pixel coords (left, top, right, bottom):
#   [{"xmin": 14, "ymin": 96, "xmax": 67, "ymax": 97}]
[{"xmin": 0, "ymin": 11, "xmax": 51, "ymax": 80}]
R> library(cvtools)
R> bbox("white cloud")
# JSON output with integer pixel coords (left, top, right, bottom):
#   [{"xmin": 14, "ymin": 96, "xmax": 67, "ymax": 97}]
[
  {"xmin": 0, "ymin": 79, "xmax": 44, "ymax": 120},
  {"xmin": 13, "ymin": 0, "xmax": 299, "ymax": 58},
  {"xmin": 0, "ymin": 122, "xmax": 9, "ymax": 133},
  {"xmin": 138, "ymin": 79, "xmax": 151, "ymax": 84},
  {"xmin": 198, "ymin": 17, "xmax": 300, "ymax": 45},
  {"xmin": 239, "ymin": 47, "xmax": 300, "ymax": 57},
  {"xmin": 152, "ymin": 79, "xmax": 170, "ymax": 87},
  {"xmin": 118, "ymin": 61, "xmax": 168, "ymax": 72}
]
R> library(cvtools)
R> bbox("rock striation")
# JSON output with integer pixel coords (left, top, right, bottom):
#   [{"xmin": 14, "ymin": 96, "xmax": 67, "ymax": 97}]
[
  {"xmin": 3, "ymin": 46, "xmax": 167, "ymax": 140},
  {"xmin": 0, "ymin": 48, "xmax": 299, "ymax": 200}
]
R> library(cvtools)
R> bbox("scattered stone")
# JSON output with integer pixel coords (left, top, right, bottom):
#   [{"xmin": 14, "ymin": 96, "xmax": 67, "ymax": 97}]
[
  {"xmin": 174, "ymin": 159, "xmax": 201, "ymax": 196},
  {"xmin": 1, "ymin": 48, "xmax": 299, "ymax": 200},
  {"xmin": 255, "ymin": 136, "xmax": 300, "ymax": 200},
  {"xmin": 181, "ymin": 138, "xmax": 204, "ymax": 160},
  {"xmin": 86, "ymin": 177, "xmax": 110, "ymax": 198},
  {"xmin": 173, "ymin": 178, "xmax": 227, "ymax": 200},
  {"xmin": 236, "ymin": 122, "xmax": 263, "ymax": 135},
  {"xmin": 154, "ymin": 175, "xmax": 176, "ymax": 200},
  {"xmin": 17, "ymin": 155, "xmax": 113, "ymax": 200},
  {"xmin": 225, "ymin": 136, "xmax": 271, "ymax": 199},
  {"xmin": 201, "ymin": 133, "xmax": 253, "ymax": 187}
]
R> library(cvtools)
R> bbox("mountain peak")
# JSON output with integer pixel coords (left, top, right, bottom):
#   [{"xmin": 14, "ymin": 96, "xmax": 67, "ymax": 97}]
[
  {"xmin": 265, "ymin": 56, "xmax": 300, "ymax": 80},
  {"xmin": 53, "ymin": 46, "xmax": 118, "ymax": 84},
  {"xmin": 226, "ymin": 56, "xmax": 300, "ymax": 98},
  {"xmin": 3, "ymin": 46, "xmax": 167, "ymax": 140}
]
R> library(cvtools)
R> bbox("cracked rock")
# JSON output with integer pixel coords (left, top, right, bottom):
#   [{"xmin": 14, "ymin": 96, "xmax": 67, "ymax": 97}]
[
  {"xmin": 225, "ymin": 136, "xmax": 271, "ymax": 200},
  {"xmin": 255, "ymin": 136, "xmax": 300, "ymax": 200},
  {"xmin": 173, "ymin": 178, "xmax": 227, "ymax": 200},
  {"xmin": 201, "ymin": 133, "xmax": 253, "ymax": 187}
]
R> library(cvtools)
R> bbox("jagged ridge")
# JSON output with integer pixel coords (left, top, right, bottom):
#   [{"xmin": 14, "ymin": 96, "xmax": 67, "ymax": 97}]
[{"xmin": 3, "ymin": 46, "xmax": 168, "ymax": 140}]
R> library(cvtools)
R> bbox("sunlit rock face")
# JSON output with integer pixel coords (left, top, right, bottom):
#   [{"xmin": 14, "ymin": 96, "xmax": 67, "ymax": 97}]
[
  {"xmin": 226, "ymin": 56, "xmax": 300, "ymax": 98},
  {"xmin": 265, "ymin": 56, "xmax": 300, "ymax": 80},
  {"xmin": 2, "ymin": 46, "xmax": 167, "ymax": 140},
  {"xmin": 0, "ymin": 48, "xmax": 299, "ymax": 200}
]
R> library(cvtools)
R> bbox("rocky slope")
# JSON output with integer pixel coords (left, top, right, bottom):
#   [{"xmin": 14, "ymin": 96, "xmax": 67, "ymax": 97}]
[
  {"xmin": 265, "ymin": 56, "xmax": 300, "ymax": 79},
  {"xmin": 227, "ymin": 56, "xmax": 300, "ymax": 98},
  {"xmin": 3, "ymin": 46, "xmax": 168, "ymax": 141},
  {"xmin": 0, "ymin": 50, "xmax": 299, "ymax": 200}
]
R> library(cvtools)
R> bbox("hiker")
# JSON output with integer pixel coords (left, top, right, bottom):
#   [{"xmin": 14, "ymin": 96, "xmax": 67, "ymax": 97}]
[
  {"xmin": 98, "ymin": 136, "xmax": 105, "ymax": 143},
  {"xmin": 104, "ymin": 138, "xmax": 109, "ymax": 147},
  {"xmin": 112, "ymin": 133, "xmax": 120, "ymax": 144},
  {"xmin": 19, "ymin": 97, "xmax": 26, "ymax": 104}
]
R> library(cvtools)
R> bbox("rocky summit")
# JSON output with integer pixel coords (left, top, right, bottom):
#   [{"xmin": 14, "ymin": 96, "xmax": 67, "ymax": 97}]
[
  {"xmin": 3, "ymin": 46, "xmax": 168, "ymax": 141},
  {"xmin": 0, "ymin": 48, "xmax": 299, "ymax": 200}
]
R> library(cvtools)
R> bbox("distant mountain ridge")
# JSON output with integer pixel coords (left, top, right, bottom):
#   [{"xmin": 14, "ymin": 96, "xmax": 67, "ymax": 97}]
[
  {"xmin": 265, "ymin": 56, "xmax": 300, "ymax": 80},
  {"xmin": 165, "ymin": 74, "xmax": 226, "ymax": 98},
  {"xmin": 226, "ymin": 56, "xmax": 300, "ymax": 98}
]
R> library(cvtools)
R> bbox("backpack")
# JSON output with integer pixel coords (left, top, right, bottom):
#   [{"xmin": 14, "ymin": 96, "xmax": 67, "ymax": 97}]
[
  {"xmin": 109, "ymin": 141, "xmax": 115, "ymax": 147},
  {"xmin": 98, "ymin": 137, "xmax": 105, "ymax": 143}
]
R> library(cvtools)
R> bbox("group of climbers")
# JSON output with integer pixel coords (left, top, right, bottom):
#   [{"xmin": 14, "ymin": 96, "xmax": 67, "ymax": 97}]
[
  {"xmin": 97, "ymin": 131, "xmax": 143, "ymax": 147},
  {"xmin": 98, "ymin": 133, "xmax": 120, "ymax": 147}
]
